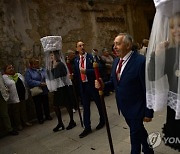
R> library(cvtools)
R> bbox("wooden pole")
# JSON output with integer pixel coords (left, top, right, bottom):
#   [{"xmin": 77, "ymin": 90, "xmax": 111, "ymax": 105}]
[
  {"xmin": 66, "ymin": 58, "xmax": 83, "ymax": 127},
  {"xmin": 93, "ymin": 61, "xmax": 114, "ymax": 154}
]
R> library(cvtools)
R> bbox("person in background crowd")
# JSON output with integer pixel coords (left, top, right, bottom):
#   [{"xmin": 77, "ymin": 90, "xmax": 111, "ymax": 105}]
[
  {"xmin": 92, "ymin": 49, "xmax": 107, "ymax": 90},
  {"xmin": 95, "ymin": 33, "xmax": 154, "ymax": 154},
  {"xmin": 101, "ymin": 48, "xmax": 114, "ymax": 77},
  {"xmin": 101, "ymin": 47, "xmax": 114, "ymax": 96},
  {"xmin": 25, "ymin": 58, "xmax": 52, "ymax": 124},
  {"xmin": 0, "ymin": 72, "xmax": 19, "ymax": 137},
  {"xmin": 111, "ymin": 44, "xmax": 118, "ymax": 59},
  {"xmin": 3, "ymin": 64, "xmax": 32, "ymax": 131},
  {"xmin": 65, "ymin": 49, "xmax": 80, "ymax": 112},
  {"xmin": 132, "ymin": 42, "xmax": 141, "ymax": 53},
  {"xmin": 74, "ymin": 41, "xmax": 105, "ymax": 138},
  {"xmin": 40, "ymin": 36, "xmax": 76, "ymax": 132},
  {"xmin": 139, "ymin": 39, "xmax": 149, "ymax": 56}
]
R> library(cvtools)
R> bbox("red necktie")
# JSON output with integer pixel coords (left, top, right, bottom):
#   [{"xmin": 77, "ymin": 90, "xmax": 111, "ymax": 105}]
[
  {"xmin": 80, "ymin": 56, "xmax": 86, "ymax": 81},
  {"xmin": 116, "ymin": 59, "xmax": 124, "ymax": 81}
]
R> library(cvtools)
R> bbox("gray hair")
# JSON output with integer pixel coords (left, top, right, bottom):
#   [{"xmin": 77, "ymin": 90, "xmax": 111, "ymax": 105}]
[
  {"xmin": 67, "ymin": 49, "xmax": 75, "ymax": 54},
  {"xmin": 118, "ymin": 33, "xmax": 133, "ymax": 46},
  {"xmin": 102, "ymin": 47, "xmax": 108, "ymax": 53}
]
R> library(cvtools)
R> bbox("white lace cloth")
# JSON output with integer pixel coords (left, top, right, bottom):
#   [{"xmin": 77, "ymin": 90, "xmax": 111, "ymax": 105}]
[
  {"xmin": 40, "ymin": 36, "xmax": 62, "ymax": 52},
  {"xmin": 146, "ymin": 0, "xmax": 180, "ymax": 120},
  {"xmin": 46, "ymin": 76, "xmax": 72, "ymax": 92},
  {"xmin": 147, "ymin": 89, "xmax": 180, "ymax": 119}
]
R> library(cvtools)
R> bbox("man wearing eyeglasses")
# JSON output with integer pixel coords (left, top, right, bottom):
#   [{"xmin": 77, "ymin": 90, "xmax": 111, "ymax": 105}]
[{"xmin": 74, "ymin": 41, "xmax": 105, "ymax": 138}]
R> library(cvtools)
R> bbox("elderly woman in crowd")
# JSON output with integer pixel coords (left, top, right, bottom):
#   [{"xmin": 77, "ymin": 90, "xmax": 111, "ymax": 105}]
[
  {"xmin": 25, "ymin": 58, "xmax": 52, "ymax": 124},
  {"xmin": 0, "ymin": 71, "xmax": 19, "ymax": 136},
  {"xmin": 101, "ymin": 48, "xmax": 114, "ymax": 77},
  {"xmin": 2, "ymin": 64, "xmax": 31, "ymax": 131}
]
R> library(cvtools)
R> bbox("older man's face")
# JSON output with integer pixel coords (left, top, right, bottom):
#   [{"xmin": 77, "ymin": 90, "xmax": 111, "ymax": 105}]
[
  {"xmin": 76, "ymin": 41, "xmax": 85, "ymax": 55},
  {"xmin": 114, "ymin": 35, "xmax": 129, "ymax": 58}
]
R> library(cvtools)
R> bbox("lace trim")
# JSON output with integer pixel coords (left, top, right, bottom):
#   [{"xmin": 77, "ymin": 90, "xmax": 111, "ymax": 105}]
[
  {"xmin": 146, "ymin": 90, "xmax": 180, "ymax": 119},
  {"xmin": 167, "ymin": 91, "xmax": 177, "ymax": 110},
  {"xmin": 46, "ymin": 76, "xmax": 72, "ymax": 92}
]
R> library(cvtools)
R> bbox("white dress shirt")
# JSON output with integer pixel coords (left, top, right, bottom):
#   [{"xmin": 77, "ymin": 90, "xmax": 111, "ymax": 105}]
[
  {"xmin": 79, "ymin": 53, "xmax": 88, "ymax": 82},
  {"xmin": 116, "ymin": 50, "xmax": 134, "ymax": 76}
]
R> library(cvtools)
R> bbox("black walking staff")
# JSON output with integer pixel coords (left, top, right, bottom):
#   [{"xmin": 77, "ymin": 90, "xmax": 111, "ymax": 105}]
[
  {"xmin": 92, "ymin": 52, "xmax": 114, "ymax": 154},
  {"xmin": 66, "ymin": 57, "xmax": 83, "ymax": 127}
]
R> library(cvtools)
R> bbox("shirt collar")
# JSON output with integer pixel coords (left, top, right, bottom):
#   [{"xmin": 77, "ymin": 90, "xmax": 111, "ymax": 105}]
[
  {"xmin": 80, "ymin": 52, "xmax": 87, "ymax": 59},
  {"xmin": 32, "ymin": 67, "xmax": 42, "ymax": 71},
  {"xmin": 122, "ymin": 50, "xmax": 133, "ymax": 61}
]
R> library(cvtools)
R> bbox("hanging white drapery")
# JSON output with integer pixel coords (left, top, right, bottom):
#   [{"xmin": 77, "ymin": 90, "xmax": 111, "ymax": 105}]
[{"xmin": 146, "ymin": 0, "xmax": 180, "ymax": 119}]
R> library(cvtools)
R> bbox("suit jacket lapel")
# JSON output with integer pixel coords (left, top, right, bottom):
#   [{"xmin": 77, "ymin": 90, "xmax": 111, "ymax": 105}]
[
  {"xmin": 86, "ymin": 53, "xmax": 89, "ymax": 67},
  {"xmin": 112, "ymin": 58, "xmax": 120, "ymax": 84}
]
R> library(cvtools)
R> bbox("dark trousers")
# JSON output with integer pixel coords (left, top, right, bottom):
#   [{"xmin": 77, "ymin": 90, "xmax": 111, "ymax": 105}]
[
  {"xmin": 68, "ymin": 85, "xmax": 78, "ymax": 110},
  {"xmin": 8, "ymin": 100, "xmax": 28, "ymax": 130},
  {"xmin": 0, "ymin": 94, "xmax": 12, "ymax": 136},
  {"xmin": 32, "ymin": 94, "xmax": 50, "ymax": 122},
  {"xmin": 125, "ymin": 118, "xmax": 154, "ymax": 154},
  {"xmin": 81, "ymin": 82, "xmax": 105, "ymax": 129}
]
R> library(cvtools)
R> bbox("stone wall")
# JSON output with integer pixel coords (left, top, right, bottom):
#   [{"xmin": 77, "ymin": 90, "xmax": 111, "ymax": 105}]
[{"xmin": 0, "ymin": 0, "xmax": 155, "ymax": 73}]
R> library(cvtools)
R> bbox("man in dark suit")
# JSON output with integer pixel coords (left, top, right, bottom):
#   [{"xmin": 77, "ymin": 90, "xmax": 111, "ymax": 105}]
[
  {"xmin": 74, "ymin": 41, "xmax": 105, "ymax": 138},
  {"xmin": 95, "ymin": 33, "xmax": 154, "ymax": 154}
]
